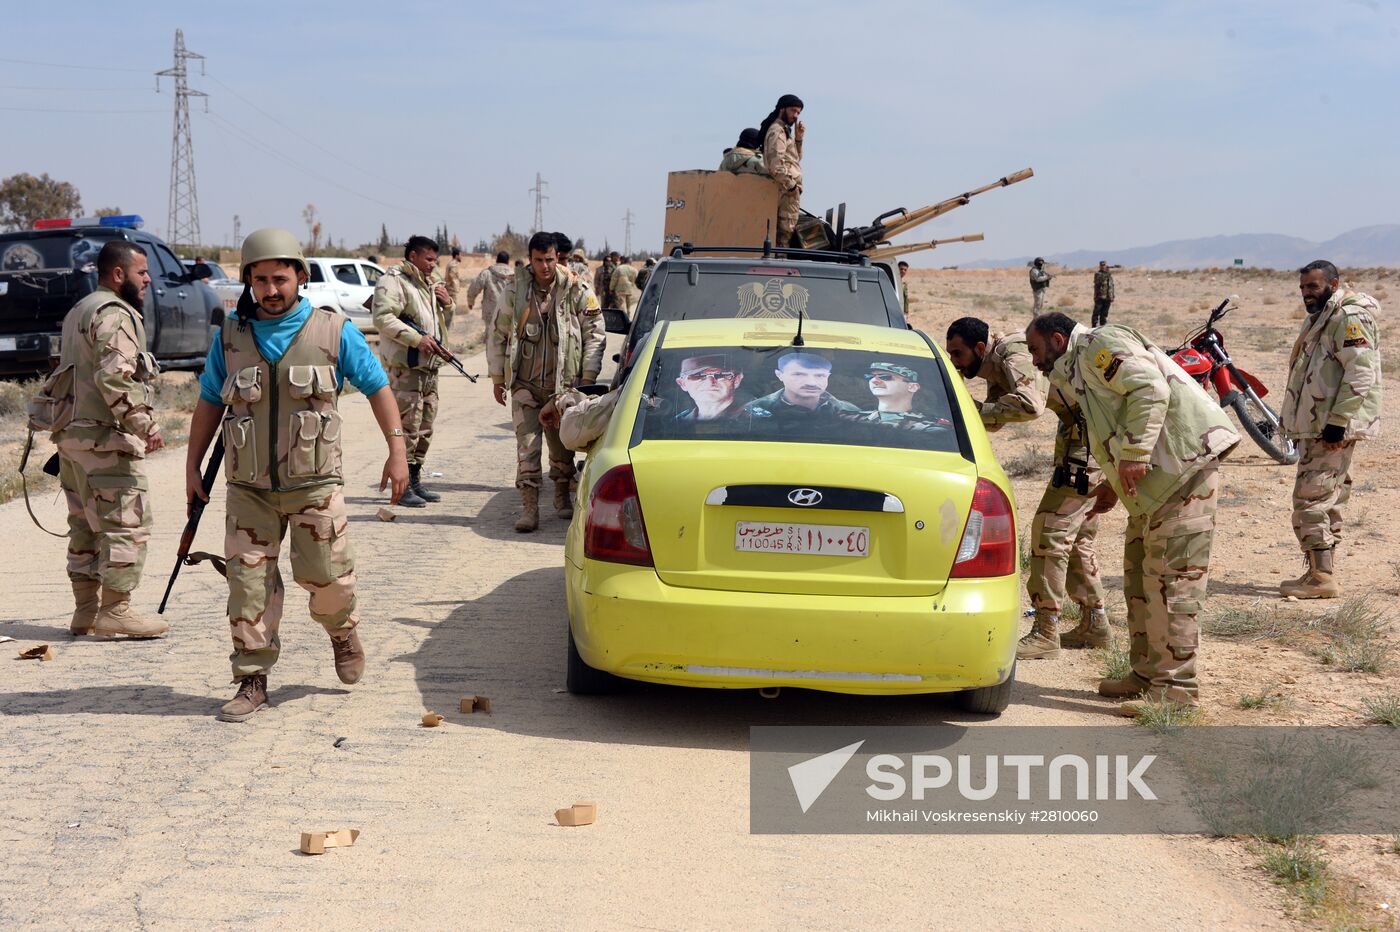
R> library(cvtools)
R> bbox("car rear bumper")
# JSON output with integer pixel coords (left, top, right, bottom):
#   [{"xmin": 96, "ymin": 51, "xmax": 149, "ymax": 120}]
[
  {"xmin": 0, "ymin": 331, "xmax": 59, "ymax": 375},
  {"xmin": 566, "ymin": 560, "xmax": 1020, "ymax": 694}
]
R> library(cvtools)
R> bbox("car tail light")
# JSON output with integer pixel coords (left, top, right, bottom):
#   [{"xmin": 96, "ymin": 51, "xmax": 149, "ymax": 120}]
[
  {"xmin": 950, "ymin": 478, "xmax": 1016, "ymax": 578},
  {"xmin": 584, "ymin": 465, "xmax": 653, "ymax": 566}
]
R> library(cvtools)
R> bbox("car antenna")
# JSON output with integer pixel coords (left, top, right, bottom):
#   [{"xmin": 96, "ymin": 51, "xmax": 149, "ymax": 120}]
[
  {"xmin": 792, "ymin": 307, "xmax": 805, "ymax": 347},
  {"xmin": 763, "ymin": 220, "xmax": 772, "ymax": 259}
]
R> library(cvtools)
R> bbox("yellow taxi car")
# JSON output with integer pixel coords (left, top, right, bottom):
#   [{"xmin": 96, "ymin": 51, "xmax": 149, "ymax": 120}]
[{"xmin": 563, "ymin": 318, "xmax": 1020, "ymax": 713}]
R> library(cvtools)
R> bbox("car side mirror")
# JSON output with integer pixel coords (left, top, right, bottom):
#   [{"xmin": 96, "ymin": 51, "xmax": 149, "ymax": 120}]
[{"xmin": 602, "ymin": 308, "xmax": 630, "ymax": 334}]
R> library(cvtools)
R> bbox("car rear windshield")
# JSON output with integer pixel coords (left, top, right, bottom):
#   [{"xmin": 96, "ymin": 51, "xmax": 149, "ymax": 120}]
[
  {"xmin": 654, "ymin": 267, "xmax": 894, "ymax": 326},
  {"xmin": 1, "ymin": 235, "xmax": 106, "ymax": 273},
  {"xmin": 634, "ymin": 343, "xmax": 961, "ymax": 453}
]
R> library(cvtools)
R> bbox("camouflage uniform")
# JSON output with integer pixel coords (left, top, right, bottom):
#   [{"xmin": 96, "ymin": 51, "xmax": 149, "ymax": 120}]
[
  {"xmin": 372, "ymin": 261, "xmax": 451, "ymax": 466},
  {"xmin": 610, "ymin": 263, "xmax": 639, "ymax": 315},
  {"xmin": 488, "ymin": 267, "xmax": 606, "ymax": 489},
  {"xmin": 763, "ymin": 121, "xmax": 803, "ymax": 245},
  {"xmin": 444, "ymin": 258, "xmax": 463, "ymax": 303},
  {"xmin": 556, "ymin": 388, "xmax": 620, "ymax": 451},
  {"xmin": 1029, "ymin": 266, "xmax": 1051, "ymax": 313},
  {"xmin": 1052, "ymin": 323, "xmax": 1240, "ymax": 704},
  {"xmin": 50, "ymin": 287, "xmax": 160, "ymax": 594},
  {"xmin": 217, "ymin": 307, "xmax": 358, "ymax": 676},
  {"xmin": 594, "ymin": 260, "xmax": 617, "ymax": 309},
  {"xmin": 973, "ymin": 333, "xmax": 1046, "ymax": 430},
  {"xmin": 1092, "ymin": 267, "xmax": 1115, "ymax": 327},
  {"xmin": 857, "ymin": 409, "xmax": 946, "ymax": 431},
  {"xmin": 1280, "ymin": 290, "xmax": 1382, "ymax": 552},
  {"xmin": 719, "ymin": 146, "xmax": 765, "ymax": 174},
  {"xmin": 1026, "ymin": 386, "xmax": 1106, "ymax": 620},
  {"xmin": 467, "ymin": 261, "xmax": 514, "ymax": 334}
]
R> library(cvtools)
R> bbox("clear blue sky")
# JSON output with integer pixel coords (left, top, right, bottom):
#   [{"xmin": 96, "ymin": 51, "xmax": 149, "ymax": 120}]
[{"xmin": 3, "ymin": 0, "xmax": 1396, "ymax": 265}]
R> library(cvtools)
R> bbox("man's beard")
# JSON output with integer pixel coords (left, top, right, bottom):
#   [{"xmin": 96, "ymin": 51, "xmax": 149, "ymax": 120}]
[
  {"xmin": 260, "ymin": 289, "xmax": 297, "ymax": 316},
  {"xmin": 118, "ymin": 280, "xmax": 143, "ymax": 308},
  {"xmin": 1304, "ymin": 286, "xmax": 1334, "ymax": 313},
  {"xmin": 957, "ymin": 352, "xmax": 983, "ymax": 379}
]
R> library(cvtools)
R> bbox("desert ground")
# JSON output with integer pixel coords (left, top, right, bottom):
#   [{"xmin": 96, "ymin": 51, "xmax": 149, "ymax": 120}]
[{"xmin": 2, "ymin": 260, "xmax": 1397, "ymax": 928}]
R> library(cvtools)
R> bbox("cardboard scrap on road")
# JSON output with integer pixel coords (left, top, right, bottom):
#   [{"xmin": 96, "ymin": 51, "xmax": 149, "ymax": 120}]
[
  {"xmin": 18, "ymin": 644, "xmax": 54, "ymax": 661},
  {"xmin": 299, "ymin": 828, "xmax": 360, "ymax": 855},
  {"xmin": 376, "ymin": 508, "xmax": 396, "ymax": 522},
  {"xmin": 0, "ymin": 635, "xmax": 15, "ymax": 643},
  {"xmin": 460, "ymin": 695, "xmax": 492, "ymax": 714},
  {"xmin": 555, "ymin": 802, "xmax": 597, "ymax": 827},
  {"xmin": 421, "ymin": 712, "xmax": 445, "ymax": 727}
]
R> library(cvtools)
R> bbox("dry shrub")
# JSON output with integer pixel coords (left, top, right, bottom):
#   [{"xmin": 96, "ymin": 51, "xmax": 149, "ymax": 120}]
[{"xmin": 1261, "ymin": 295, "xmax": 1279, "ymax": 306}]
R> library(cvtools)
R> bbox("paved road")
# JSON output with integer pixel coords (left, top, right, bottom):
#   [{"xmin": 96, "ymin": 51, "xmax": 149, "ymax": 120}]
[{"xmin": 0, "ymin": 350, "xmax": 1290, "ymax": 929}]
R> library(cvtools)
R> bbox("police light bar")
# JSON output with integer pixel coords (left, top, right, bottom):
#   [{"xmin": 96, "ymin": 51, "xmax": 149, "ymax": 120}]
[{"xmin": 33, "ymin": 214, "xmax": 145, "ymax": 230}]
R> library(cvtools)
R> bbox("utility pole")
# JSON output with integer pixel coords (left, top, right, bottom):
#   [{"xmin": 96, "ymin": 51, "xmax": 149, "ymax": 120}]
[
  {"xmin": 232, "ymin": 213, "xmax": 241, "ymax": 249},
  {"xmin": 156, "ymin": 29, "xmax": 207, "ymax": 247},
  {"xmin": 528, "ymin": 172, "xmax": 548, "ymax": 233},
  {"xmin": 621, "ymin": 208, "xmax": 635, "ymax": 256}
]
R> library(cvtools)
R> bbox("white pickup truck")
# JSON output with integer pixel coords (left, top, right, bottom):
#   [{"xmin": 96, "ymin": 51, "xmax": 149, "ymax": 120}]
[{"xmin": 303, "ymin": 257, "xmax": 387, "ymax": 334}]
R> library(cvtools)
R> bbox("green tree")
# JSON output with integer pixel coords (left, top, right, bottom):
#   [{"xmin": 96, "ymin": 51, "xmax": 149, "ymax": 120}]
[
  {"xmin": 93, "ymin": 206, "xmax": 123, "ymax": 218},
  {"xmin": 0, "ymin": 172, "xmax": 82, "ymax": 231},
  {"xmin": 377, "ymin": 223, "xmax": 391, "ymax": 253}
]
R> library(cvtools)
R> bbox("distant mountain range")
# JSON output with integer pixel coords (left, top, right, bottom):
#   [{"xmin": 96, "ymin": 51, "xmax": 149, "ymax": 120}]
[{"xmin": 966, "ymin": 224, "xmax": 1400, "ymax": 270}]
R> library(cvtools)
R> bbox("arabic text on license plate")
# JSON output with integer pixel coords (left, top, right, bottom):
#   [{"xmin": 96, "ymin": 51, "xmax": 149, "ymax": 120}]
[
  {"xmin": 735, "ymin": 521, "xmax": 869, "ymax": 557},
  {"xmin": 0, "ymin": 337, "xmax": 16, "ymax": 353}
]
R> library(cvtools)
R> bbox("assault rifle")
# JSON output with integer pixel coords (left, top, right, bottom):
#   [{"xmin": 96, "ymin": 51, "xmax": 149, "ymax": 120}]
[
  {"xmin": 400, "ymin": 316, "xmax": 479, "ymax": 382},
  {"xmin": 157, "ymin": 430, "xmax": 228, "ymax": 614}
]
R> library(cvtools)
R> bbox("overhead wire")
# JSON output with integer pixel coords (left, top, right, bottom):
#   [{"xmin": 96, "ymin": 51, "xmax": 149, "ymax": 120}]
[{"xmin": 0, "ymin": 56, "xmax": 148, "ymax": 73}]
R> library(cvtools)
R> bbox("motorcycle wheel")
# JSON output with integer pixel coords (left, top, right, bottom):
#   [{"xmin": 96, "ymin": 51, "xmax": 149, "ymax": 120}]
[{"xmin": 1224, "ymin": 386, "xmax": 1298, "ymax": 465}]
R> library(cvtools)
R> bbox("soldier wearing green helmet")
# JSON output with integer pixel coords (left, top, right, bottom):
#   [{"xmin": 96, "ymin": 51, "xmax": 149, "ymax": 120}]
[{"xmin": 184, "ymin": 228, "xmax": 410, "ymax": 723}]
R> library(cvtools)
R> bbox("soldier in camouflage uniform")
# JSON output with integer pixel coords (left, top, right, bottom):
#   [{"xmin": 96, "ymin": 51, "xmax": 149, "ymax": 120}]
[
  {"xmin": 944, "ymin": 317, "xmax": 1046, "ymax": 430},
  {"xmin": 1278, "ymin": 260, "xmax": 1383, "ymax": 599},
  {"xmin": 719, "ymin": 127, "xmax": 765, "ymax": 174},
  {"xmin": 443, "ymin": 246, "xmax": 464, "ymax": 317},
  {"xmin": 760, "ymin": 94, "xmax": 804, "ymax": 246},
  {"xmin": 467, "ymin": 251, "xmax": 514, "ymax": 335},
  {"xmin": 569, "ymin": 249, "xmax": 591, "ymax": 284},
  {"xmin": 184, "ymin": 229, "xmax": 408, "ymax": 722},
  {"xmin": 742, "ymin": 353, "xmax": 860, "ymax": 420},
  {"xmin": 610, "ymin": 257, "xmax": 639, "ymax": 315},
  {"xmin": 1092, "ymin": 260, "xmax": 1115, "ymax": 327},
  {"xmin": 594, "ymin": 253, "xmax": 618, "ymax": 309},
  {"xmin": 546, "ymin": 387, "xmax": 620, "ymax": 452},
  {"xmin": 39, "ymin": 241, "xmax": 168, "ymax": 639},
  {"xmin": 1029, "ymin": 258, "xmax": 1052, "ymax": 314},
  {"xmin": 635, "ymin": 258, "xmax": 656, "ymax": 293},
  {"xmin": 854, "ymin": 362, "xmax": 946, "ymax": 431},
  {"xmin": 1027, "ymin": 312, "xmax": 1240, "ymax": 714},
  {"xmin": 488, "ymin": 231, "xmax": 606, "ymax": 532},
  {"xmin": 897, "ymin": 261, "xmax": 910, "ymax": 312},
  {"xmin": 372, "ymin": 235, "xmax": 454, "ymax": 507}
]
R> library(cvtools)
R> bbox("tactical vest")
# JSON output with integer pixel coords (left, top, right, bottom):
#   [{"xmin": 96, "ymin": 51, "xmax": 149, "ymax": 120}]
[
  {"xmin": 219, "ymin": 307, "xmax": 345, "ymax": 491},
  {"xmin": 34, "ymin": 289, "xmax": 159, "ymax": 434}
]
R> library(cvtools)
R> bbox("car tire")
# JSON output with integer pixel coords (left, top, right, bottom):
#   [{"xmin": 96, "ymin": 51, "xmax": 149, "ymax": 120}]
[
  {"xmin": 955, "ymin": 662, "xmax": 1016, "ymax": 715},
  {"xmin": 566, "ymin": 624, "xmax": 624, "ymax": 695}
]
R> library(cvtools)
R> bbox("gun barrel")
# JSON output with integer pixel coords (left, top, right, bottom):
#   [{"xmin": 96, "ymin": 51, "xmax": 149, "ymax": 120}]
[
  {"xmin": 866, "ymin": 234, "xmax": 985, "ymax": 262},
  {"xmin": 159, "ymin": 431, "xmax": 224, "ymax": 615},
  {"xmin": 869, "ymin": 168, "xmax": 1034, "ymax": 245}
]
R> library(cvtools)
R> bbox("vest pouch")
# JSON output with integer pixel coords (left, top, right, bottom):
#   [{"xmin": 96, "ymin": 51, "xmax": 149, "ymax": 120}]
[
  {"xmin": 221, "ymin": 366, "xmax": 263, "ymax": 405},
  {"xmin": 287, "ymin": 410, "xmax": 321, "ymax": 478},
  {"xmin": 222, "ymin": 416, "xmax": 258, "ymax": 484},
  {"xmin": 312, "ymin": 365, "xmax": 338, "ymax": 397},
  {"xmin": 288, "ymin": 365, "xmax": 317, "ymax": 400},
  {"xmin": 26, "ymin": 363, "xmax": 77, "ymax": 433},
  {"xmin": 316, "ymin": 411, "xmax": 343, "ymax": 474},
  {"xmin": 134, "ymin": 351, "xmax": 161, "ymax": 383}
]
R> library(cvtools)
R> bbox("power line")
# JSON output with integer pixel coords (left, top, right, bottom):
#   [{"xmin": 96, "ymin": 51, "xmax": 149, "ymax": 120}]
[
  {"xmin": 0, "ymin": 84, "xmax": 151, "ymax": 92},
  {"xmin": 0, "ymin": 56, "xmax": 148, "ymax": 73},
  {"xmin": 0, "ymin": 106, "xmax": 163, "ymax": 113}
]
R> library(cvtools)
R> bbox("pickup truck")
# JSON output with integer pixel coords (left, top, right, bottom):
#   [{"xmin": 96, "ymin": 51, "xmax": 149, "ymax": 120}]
[
  {"xmin": 303, "ymin": 256, "xmax": 386, "ymax": 334},
  {"xmin": 0, "ymin": 216, "xmax": 220, "ymax": 375}
]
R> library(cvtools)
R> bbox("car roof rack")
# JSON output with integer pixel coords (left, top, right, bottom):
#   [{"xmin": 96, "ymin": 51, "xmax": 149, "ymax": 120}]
[{"xmin": 669, "ymin": 243, "xmax": 871, "ymax": 267}]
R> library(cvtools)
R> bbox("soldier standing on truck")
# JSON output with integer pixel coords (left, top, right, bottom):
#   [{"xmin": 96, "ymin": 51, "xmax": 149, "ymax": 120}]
[
  {"xmin": 1092, "ymin": 260, "xmax": 1115, "ymax": 327},
  {"xmin": 372, "ymin": 234, "xmax": 454, "ymax": 508},
  {"xmin": 467, "ymin": 250, "xmax": 514, "ymax": 335},
  {"xmin": 488, "ymin": 231, "xmax": 606, "ymax": 533},
  {"xmin": 1029, "ymin": 257, "xmax": 1052, "ymax": 313},
  {"xmin": 719, "ymin": 127, "xmax": 765, "ymax": 174},
  {"xmin": 760, "ymin": 94, "xmax": 804, "ymax": 246},
  {"xmin": 1027, "ymin": 311, "xmax": 1240, "ymax": 716},
  {"xmin": 1278, "ymin": 259, "xmax": 1383, "ymax": 600},
  {"xmin": 183, "ymin": 228, "xmax": 409, "ymax": 722},
  {"xmin": 41, "ymin": 240, "xmax": 168, "ymax": 639}
]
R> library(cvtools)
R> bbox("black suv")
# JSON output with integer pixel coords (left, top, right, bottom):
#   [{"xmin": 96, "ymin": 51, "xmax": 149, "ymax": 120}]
[
  {"xmin": 0, "ymin": 222, "xmax": 221, "ymax": 376},
  {"xmin": 605, "ymin": 246, "xmax": 907, "ymax": 382}
]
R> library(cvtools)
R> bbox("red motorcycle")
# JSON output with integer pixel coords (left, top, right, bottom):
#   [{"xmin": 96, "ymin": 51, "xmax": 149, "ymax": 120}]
[{"xmin": 1167, "ymin": 296, "xmax": 1298, "ymax": 465}]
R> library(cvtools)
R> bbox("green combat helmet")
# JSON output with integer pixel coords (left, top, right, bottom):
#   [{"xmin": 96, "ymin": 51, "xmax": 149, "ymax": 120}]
[{"xmin": 239, "ymin": 228, "xmax": 309, "ymax": 282}]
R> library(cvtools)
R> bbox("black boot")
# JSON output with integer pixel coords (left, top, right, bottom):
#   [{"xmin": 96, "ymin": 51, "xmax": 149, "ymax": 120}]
[
  {"xmin": 409, "ymin": 464, "xmax": 440, "ymax": 503},
  {"xmin": 398, "ymin": 476, "xmax": 427, "ymax": 508}
]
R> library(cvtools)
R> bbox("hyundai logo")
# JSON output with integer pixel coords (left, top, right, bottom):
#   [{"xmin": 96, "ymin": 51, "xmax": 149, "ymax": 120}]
[{"xmin": 788, "ymin": 488, "xmax": 823, "ymax": 507}]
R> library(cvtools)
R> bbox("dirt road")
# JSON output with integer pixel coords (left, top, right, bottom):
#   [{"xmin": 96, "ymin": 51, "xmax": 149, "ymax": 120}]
[{"xmin": 0, "ymin": 346, "xmax": 1293, "ymax": 929}]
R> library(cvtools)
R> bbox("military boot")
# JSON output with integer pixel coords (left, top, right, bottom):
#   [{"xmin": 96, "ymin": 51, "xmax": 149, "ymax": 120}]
[
  {"xmin": 397, "ymin": 479, "xmax": 427, "ymax": 509},
  {"xmin": 515, "ymin": 487, "xmax": 540, "ymax": 533},
  {"xmin": 1060, "ymin": 608, "xmax": 1113, "ymax": 650},
  {"xmin": 553, "ymin": 479, "xmax": 574, "ymax": 520},
  {"xmin": 330, "ymin": 630, "xmax": 365, "ymax": 685},
  {"xmin": 1279, "ymin": 548, "xmax": 1340, "ymax": 600},
  {"xmin": 1016, "ymin": 611, "xmax": 1061, "ymax": 660},
  {"xmin": 69, "ymin": 577, "xmax": 101, "ymax": 636},
  {"xmin": 92, "ymin": 587, "xmax": 169, "ymax": 639},
  {"xmin": 1098, "ymin": 673, "xmax": 1151, "ymax": 699},
  {"xmin": 408, "ymin": 464, "xmax": 440, "ymax": 503},
  {"xmin": 218, "ymin": 674, "xmax": 268, "ymax": 722}
]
